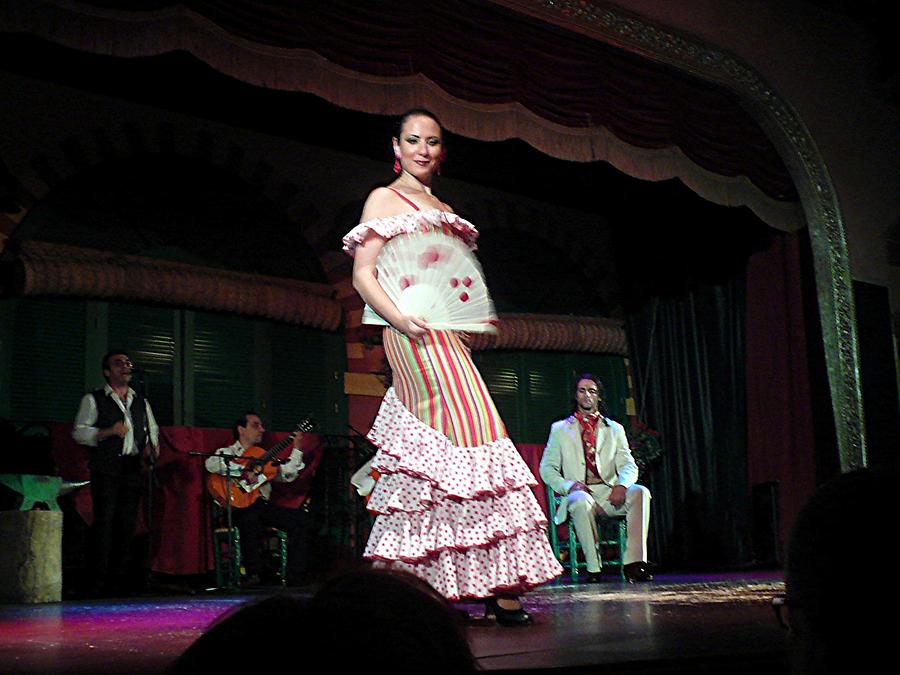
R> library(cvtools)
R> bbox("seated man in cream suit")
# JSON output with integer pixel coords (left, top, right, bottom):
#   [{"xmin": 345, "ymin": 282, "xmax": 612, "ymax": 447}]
[{"xmin": 540, "ymin": 373, "xmax": 652, "ymax": 583}]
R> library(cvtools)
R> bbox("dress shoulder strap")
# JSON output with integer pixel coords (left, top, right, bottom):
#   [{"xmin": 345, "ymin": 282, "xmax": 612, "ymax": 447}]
[{"xmin": 386, "ymin": 187, "xmax": 421, "ymax": 211}]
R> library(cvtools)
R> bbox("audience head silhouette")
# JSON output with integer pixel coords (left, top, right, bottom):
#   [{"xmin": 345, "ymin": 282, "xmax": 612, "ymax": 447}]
[
  {"xmin": 307, "ymin": 568, "xmax": 478, "ymax": 672},
  {"xmin": 169, "ymin": 568, "xmax": 477, "ymax": 673},
  {"xmin": 785, "ymin": 468, "xmax": 895, "ymax": 674}
]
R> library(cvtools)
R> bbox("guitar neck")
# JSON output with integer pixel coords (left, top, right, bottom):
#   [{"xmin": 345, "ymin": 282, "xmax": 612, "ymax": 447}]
[
  {"xmin": 258, "ymin": 434, "xmax": 295, "ymax": 463},
  {"xmin": 255, "ymin": 421, "xmax": 308, "ymax": 464}
]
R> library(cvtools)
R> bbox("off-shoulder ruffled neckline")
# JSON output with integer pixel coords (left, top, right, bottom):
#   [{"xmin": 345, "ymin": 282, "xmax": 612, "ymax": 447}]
[
  {"xmin": 356, "ymin": 207, "xmax": 461, "ymax": 227},
  {"xmin": 343, "ymin": 209, "xmax": 479, "ymax": 255}
]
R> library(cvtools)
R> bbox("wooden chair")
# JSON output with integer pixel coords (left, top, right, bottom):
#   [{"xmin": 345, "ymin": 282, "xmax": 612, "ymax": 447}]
[
  {"xmin": 545, "ymin": 484, "xmax": 627, "ymax": 580},
  {"xmin": 211, "ymin": 504, "xmax": 288, "ymax": 589}
]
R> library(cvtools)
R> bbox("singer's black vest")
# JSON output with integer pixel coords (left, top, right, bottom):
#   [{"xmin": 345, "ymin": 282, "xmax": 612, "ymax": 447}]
[{"xmin": 89, "ymin": 388, "xmax": 147, "ymax": 475}]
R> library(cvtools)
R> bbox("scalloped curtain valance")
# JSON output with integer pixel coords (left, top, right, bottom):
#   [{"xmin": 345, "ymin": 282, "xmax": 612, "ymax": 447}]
[{"xmin": 2, "ymin": 0, "xmax": 802, "ymax": 231}]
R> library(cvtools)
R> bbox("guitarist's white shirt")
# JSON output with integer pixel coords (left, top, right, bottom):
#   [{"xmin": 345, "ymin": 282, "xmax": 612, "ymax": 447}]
[{"xmin": 205, "ymin": 440, "xmax": 305, "ymax": 501}]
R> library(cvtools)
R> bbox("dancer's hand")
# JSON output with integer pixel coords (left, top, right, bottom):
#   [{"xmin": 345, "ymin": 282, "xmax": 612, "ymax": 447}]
[{"xmin": 400, "ymin": 315, "xmax": 429, "ymax": 340}]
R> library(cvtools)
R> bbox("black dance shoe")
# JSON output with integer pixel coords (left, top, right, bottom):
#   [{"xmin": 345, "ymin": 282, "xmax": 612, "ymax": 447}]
[
  {"xmin": 584, "ymin": 571, "xmax": 604, "ymax": 584},
  {"xmin": 485, "ymin": 597, "xmax": 534, "ymax": 626}
]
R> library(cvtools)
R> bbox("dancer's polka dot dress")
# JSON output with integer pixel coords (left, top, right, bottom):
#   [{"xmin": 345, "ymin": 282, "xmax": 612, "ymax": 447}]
[{"xmin": 344, "ymin": 209, "xmax": 563, "ymax": 600}]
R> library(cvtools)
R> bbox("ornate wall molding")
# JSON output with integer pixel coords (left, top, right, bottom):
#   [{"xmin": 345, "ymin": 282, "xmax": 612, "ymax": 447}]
[
  {"xmin": 345, "ymin": 313, "xmax": 627, "ymax": 399},
  {"xmin": 468, "ymin": 313, "xmax": 627, "ymax": 355},
  {"xmin": 5, "ymin": 240, "xmax": 342, "ymax": 331},
  {"xmin": 488, "ymin": 0, "xmax": 865, "ymax": 469}
]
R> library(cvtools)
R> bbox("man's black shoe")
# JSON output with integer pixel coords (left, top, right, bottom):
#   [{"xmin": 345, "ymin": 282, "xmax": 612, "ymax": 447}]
[
  {"xmin": 623, "ymin": 562, "xmax": 653, "ymax": 583},
  {"xmin": 584, "ymin": 571, "xmax": 604, "ymax": 584},
  {"xmin": 241, "ymin": 573, "xmax": 263, "ymax": 588}
]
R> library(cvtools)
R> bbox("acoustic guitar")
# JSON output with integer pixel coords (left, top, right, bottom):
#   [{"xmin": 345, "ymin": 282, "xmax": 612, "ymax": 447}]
[{"xmin": 207, "ymin": 418, "xmax": 314, "ymax": 509}]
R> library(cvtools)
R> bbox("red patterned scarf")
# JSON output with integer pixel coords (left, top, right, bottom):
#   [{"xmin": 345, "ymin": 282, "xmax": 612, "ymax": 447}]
[{"xmin": 574, "ymin": 410, "xmax": 601, "ymax": 479}]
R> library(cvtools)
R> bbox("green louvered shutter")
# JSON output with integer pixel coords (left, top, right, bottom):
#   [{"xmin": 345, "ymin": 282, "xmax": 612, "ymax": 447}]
[
  {"xmin": 474, "ymin": 350, "xmax": 629, "ymax": 443},
  {"xmin": 270, "ymin": 324, "xmax": 346, "ymax": 435},
  {"xmin": 8, "ymin": 298, "xmax": 86, "ymax": 422},
  {"xmin": 524, "ymin": 354, "xmax": 570, "ymax": 442},
  {"xmin": 192, "ymin": 312, "xmax": 256, "ymax": 428},
  {"xmin": 108, "ymin": 302, "xmax": 177, "ymax": 426},
  {"xmin": 472, "ymin": 352, "xmax": 522, "ymax": 439}
]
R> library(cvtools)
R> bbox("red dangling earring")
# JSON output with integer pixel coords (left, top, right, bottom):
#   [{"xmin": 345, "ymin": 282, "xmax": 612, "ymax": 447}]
[
  {"xmin": 393, "ymin": 156, "xmax": 401, "ymax": 174},
  {"xmin": 435, "ymin": 149, "xmax": 446, "ymax": 176}
]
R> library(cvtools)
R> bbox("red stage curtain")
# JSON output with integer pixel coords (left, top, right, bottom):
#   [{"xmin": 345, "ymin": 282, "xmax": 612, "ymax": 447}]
[
  {"xmin": 745, "ymin": 231, "xmax": 819, "ymax": 555},
  {"xmin": 517, "ymin": 442, "xmax": 550, "ymax": 516}
]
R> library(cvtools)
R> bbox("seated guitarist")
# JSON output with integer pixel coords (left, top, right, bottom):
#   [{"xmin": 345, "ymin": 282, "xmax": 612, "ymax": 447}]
[{"xmin": 206, "ymin": 411, "xmax": 306, "ymax": 587}]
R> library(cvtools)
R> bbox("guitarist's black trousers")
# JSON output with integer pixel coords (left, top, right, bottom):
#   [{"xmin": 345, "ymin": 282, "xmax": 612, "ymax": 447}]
[{"xmin": 231, "ymin": 499, "xmax": 308, "ymax": 583}]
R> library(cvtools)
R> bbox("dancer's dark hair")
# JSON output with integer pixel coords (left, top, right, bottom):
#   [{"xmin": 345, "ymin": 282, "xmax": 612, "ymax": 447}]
[
  {"xmin": 572, "ymin": 372, "xmax": 611, "ymax": 423},
  {"xmin": 232, "ymin": 411, "xmax": 260, "ymax": 440},
  {"xmin": 395, "ymin": 107, "xmax": 443, "ymax": 138}
]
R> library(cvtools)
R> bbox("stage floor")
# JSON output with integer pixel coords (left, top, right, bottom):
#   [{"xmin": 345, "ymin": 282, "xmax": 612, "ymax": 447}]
[{"xmin": 0, "ymin": 571, "xmax": 787, "ymax": 674}]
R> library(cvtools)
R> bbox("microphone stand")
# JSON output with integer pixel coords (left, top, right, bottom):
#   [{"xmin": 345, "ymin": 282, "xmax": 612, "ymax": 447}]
[
  {"xmin": 345, "ymin": 425, "xmax": 379, "ymax": 557},
  {"xmin": 346, "ymin": 425, "xmax": 378, "ymax": 464},
  {"xmin": 129, "ymin": 368, "xmax": 156, "ymax": 594}
]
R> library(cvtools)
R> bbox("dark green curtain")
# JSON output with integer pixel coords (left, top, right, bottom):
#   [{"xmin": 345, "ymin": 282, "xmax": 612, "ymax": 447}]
[{"xmin": 628, "ymin": 278, "xmax": 750, "ymax": 568}]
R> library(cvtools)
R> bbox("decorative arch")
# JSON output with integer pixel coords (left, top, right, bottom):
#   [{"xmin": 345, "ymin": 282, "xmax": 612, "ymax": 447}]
[{"xmin": 500, "ymin": 0, "xmax": 864, "ymax": 469}]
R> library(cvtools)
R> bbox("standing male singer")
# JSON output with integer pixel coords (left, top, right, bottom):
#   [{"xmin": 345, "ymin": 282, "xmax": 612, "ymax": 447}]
[{"xmin": 73, "ymin": 350, "xmax": 159, "ymax": 597}]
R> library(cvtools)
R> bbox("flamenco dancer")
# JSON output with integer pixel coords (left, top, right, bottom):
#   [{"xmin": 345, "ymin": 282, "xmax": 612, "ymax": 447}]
[{"xmin": 343, "ymin": 108, "xmax": 562, "ymax": 625}]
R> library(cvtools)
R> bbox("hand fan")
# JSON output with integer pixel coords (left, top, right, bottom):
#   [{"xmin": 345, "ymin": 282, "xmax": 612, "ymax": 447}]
[{"xmin": 362, "ymin": 230, "xmax": 498, "ymax": 333}]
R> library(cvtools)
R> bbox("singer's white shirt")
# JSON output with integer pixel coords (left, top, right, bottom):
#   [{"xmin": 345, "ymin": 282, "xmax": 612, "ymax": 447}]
[
  {"xmin": 205, "ymin": 441, "xmax": 305, "ymax": 501},
  {"xmin": 72, "ymin": 384, "xmax": 160, "ymax": 455}
]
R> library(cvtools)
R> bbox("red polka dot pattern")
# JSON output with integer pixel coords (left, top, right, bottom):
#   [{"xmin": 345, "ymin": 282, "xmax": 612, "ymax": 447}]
[{"xmin": 363, "ymin": 388, "xmax": 563, "ymax": 600}]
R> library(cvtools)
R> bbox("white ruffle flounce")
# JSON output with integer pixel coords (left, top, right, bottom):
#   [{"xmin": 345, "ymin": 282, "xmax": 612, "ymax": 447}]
[{"xmin": 363, "ymin": 388, "xmax": 562, "ymax": 599}]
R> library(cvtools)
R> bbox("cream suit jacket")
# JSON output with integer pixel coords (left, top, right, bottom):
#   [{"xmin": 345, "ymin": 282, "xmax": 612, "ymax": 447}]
[{"xmin": 539, "ymin": 415, "xmax": 639, "ymax": 525}]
